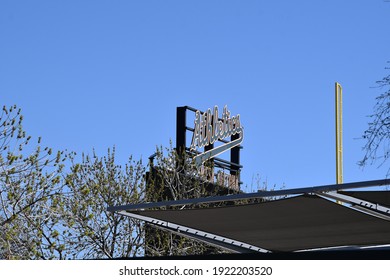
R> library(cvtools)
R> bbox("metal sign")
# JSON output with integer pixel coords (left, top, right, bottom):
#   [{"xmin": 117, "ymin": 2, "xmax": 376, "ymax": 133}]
[{"xmin": 190, "ymin": 105, "xmax": 244, "ymax": 166}]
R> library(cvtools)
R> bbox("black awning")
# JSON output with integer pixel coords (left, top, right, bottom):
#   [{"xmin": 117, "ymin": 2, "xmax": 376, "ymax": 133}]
[
  {"xmin": 340, "ymin": 191, "xmax": 390, "ymax": 208},
  {"xmin": 132, "ymin": 195, "xmax": 390, "ymax": 252}
]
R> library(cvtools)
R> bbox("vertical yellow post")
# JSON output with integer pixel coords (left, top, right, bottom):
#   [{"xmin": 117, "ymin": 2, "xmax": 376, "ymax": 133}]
[{"xmin": 335, "ymin": 82, "xmax": 343, "ymax": 184}]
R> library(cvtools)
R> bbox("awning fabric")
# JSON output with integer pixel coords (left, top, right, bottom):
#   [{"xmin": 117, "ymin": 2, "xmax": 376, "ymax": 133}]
[
  {"xmin": 131, "ymin": 195, "xmax": 390, "ymax": 252},
  {"xmin": 340, "ymin": 191, "xmax": 390, "ymax": 208}
]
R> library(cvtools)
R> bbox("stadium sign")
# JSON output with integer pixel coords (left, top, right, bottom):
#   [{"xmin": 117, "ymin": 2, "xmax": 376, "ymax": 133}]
[{"xmin": 190, "ymin": 105, "xmax": 244, "ymax": 166}]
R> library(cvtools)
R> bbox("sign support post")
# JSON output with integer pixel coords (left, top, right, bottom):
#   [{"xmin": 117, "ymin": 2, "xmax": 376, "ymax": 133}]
[{"xmin": 335, "ymin": 82, "xmax": 343, "ymax": 184}]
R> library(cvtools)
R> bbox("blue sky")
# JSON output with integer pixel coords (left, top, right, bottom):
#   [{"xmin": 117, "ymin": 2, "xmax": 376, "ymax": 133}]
[{"xmin": 1, "ymin": 0, "xmax": 389, "ymax": 192}]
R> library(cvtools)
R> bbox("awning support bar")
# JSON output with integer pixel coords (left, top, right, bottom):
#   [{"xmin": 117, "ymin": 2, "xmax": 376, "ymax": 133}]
[
  {"xmin": 117, "ymin": 210, "xmax": 270, "ymax": 254},
  {"xmin": 108, "ymin": 179, "xmax": 390, "ymax": 212}
]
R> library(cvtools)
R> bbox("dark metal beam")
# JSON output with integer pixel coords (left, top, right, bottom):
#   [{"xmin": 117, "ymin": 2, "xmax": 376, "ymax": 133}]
[
  {"xmin": 117, "ymin": 210, "xmax": 269, "ymax": 253},
  {"xmin": 107, "ymin": 178, "xmax": 390, "ymax": 212},
  {"xmin": 176, "ymin": 106, "xmax": 187, "ymax": 154}
]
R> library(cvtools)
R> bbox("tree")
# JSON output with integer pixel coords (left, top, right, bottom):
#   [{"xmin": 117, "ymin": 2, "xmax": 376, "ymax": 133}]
[
  {"xmin": 0, "ymin": 104, "xmax": 279, "ymax": 259},
  {"xmin": 361, "ymin": 63, "xmax": 390, "ymax": 172},
  {"xmin": 59, "ymin": 148, "xmax": 146, "ymax": 259},
  {"xmin": 0, "ymin": 105, "xmax": 66, "ymax": 259},
  {"xmin": 0, "ymin": 104, "xmax": 229, "ymax": 259},
  {"xmin": 145, "ymin": 144, "xmax": 237, "ymax": 256}
]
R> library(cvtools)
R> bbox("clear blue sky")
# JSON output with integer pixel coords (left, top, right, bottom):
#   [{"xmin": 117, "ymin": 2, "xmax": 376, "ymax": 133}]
[{"xmin": 1, "ymin": 0, "xmax": 389, "ymax": 192}]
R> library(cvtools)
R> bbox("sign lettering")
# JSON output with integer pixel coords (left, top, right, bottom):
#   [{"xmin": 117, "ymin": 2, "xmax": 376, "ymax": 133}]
[{"xmin": 190, "ymin": 105, "xmax": 243, "ymax": 150}]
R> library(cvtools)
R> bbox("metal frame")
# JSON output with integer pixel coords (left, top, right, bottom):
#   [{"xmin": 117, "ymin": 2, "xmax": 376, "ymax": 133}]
[
  {"xmin": 117, "ymin": 210, "xmax": 269, "ymax": 254},
  {"xmin": 108, "ymin": 179, "xmax": 390, "ymax": 212},
  {"xmin": 176, "ymin": 105, "xmax": 243, "ymax": 187},
  {"xmin": 108, "ymin": 179, "xmax": 390, "ymax": 254},
  {"xmin": 296, "ymin": 244, "xmax": 390, "ymax": 252},
  {"xmin": 194, "ymin": 129, "xmax": 244, "ymax": 166},
  {"xmin": 316, "ymin": 191, "xmax": 390, "ymax": 221}
]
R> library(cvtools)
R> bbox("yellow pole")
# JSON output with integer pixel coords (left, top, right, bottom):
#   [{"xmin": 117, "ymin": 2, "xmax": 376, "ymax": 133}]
[{"xmin": 335, "ymin": 82, "xmax": 343, "ymax": 184}]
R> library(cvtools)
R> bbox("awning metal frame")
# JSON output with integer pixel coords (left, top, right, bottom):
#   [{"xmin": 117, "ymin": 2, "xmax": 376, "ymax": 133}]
[
  {"xmin": 117, "ymin": 210, "xmax": 269, "ymax": 254},
  {"xmin": 108, "ymin": 179, "xmax": 390, "ymax": 254},
  {"xmin": 317, "ymin": 191, "xmax": 390, "ymax": 221},
  {"xmin": 108, "ymin": 179, "xmax": 390, "ymax": 212}
]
